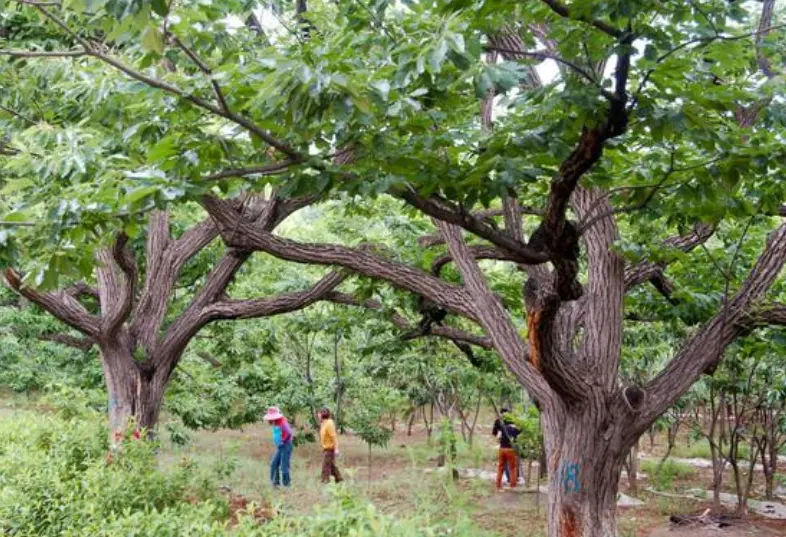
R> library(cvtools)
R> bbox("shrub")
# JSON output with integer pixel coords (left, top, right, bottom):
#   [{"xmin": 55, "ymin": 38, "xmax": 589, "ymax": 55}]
[
  {"xmin": 0, "ymin": 409, "xmax": 227, "ymax": 537},
  {"xmin": 641, "ymin": 459, "xmax": 697, "ymax": 490}
]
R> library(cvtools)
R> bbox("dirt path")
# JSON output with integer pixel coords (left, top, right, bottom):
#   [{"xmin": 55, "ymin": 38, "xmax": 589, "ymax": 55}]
[{"xmin": 646, "ymin": 489, "xmax": 786, "ymax": 520}]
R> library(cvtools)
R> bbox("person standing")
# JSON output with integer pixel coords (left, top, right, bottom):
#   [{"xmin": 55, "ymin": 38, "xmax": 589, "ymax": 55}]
[
  {"xmin": 319, "ymin": 408, "xmax": 343, "ymax": 484},
  {"xmin": 492, "ymin": 408, "xmax": 520, "ymax": 491},
  {"xmin": 264, "ymin": 406, "xmax": 293, "ymax": 488}
]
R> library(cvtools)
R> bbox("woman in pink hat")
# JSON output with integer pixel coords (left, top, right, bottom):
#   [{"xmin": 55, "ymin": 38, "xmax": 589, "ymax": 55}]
[{"xmin": 263, "ymin": 406, "xmax": 293, "ymax": 487}]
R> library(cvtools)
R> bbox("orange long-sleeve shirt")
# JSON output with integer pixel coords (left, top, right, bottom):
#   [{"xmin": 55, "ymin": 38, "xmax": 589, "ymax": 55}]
[{"xmin": 320, "ymin": 418, "xmax": 337, "ymax": 450}]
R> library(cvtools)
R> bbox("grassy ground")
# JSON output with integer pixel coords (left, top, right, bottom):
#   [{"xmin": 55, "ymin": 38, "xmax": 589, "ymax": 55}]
[
  {"xmin": 156, "ymin": 418, "xmax": 786, "ymax": 537},
  {"xmin": 2, "ymin": 391, "xmax": 783, "ymax": 536}
]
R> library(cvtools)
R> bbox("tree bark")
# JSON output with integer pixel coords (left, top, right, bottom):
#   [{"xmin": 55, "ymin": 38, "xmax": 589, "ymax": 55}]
[
  {"xmin": 100, "ymin": 336, "xmax": 167, "ymax": 442},
  {"xmin": 542, "ymin": 409, "xmax": 625, "ymax": 537}
]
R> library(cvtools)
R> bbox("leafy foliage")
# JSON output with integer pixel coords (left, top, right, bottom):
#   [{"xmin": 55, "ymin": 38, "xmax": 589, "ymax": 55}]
[{"xmin": 0, "ymin": 408, "xmax": 230, "ymax": 537}]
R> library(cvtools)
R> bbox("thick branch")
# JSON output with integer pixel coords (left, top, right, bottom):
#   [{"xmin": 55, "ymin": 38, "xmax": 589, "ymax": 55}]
[
  {"xmin": 206, "ymin": 271, "xmax": 346, "ymax": 320},
  {"xmin": 131, "ymin": 211, "xmax": 174, "ymax": 351},
  {"xmin": 155, "ymin": 194, "xmax": 321, "ymax": 371},
  {"xmin": 101, "ymin": 233, "xmax": 137, "ymax": 336},
  {"xmin": 436, "ymin": 221, "xmax": 557, "ymax": 407},
  {"xmin": 201, "ymin": 195, "xmax": 477, "ymax": 320},
  {"xmin": 635, "ymin": 223, "xmax": 786, "ymax": 436},
  {"xmin": 324, "ymin": 291, "xmax": 493, "ymax": 350},
  {"xmin": 65, "ymin": 281, "xmax": 99, "ymax": 300},
  {"xmin": 196, "ymin": 351, "xmax": 222, "ymax": 368},
  {"xmin": 3, "ymin": 269, "xmax": 100, "ymax": 336},
  {"xmin": 745, "ymin": 302, "xmax": 786, "ymax": 327},
  {"xmin": 624, "ymin": 223, "xmax": 715, "ymax": 292},
  {"xmin": 756, "ymin": 0, "xmax": 776, "ymax": 78},
  {"xmin": 431, "ymin": 245, "xmax": 518, "ymax": 276},
  {"xmin": 417, "ymin": 205, "xmax": 542, "ymax": 248},
  {"xmin": 476, "ymin": 205, "xmax": 544, "ymax": 220},
  {"xmin": 572, "ymin": 188, "xmax": 624, "ymax": 390},
  {"xmin": 399, "ymin": 189, "xmax": 549, "ymax": 265},
  {"xmin": 38, "ymin": 333, "xmax": 95, "ymax": 351}
]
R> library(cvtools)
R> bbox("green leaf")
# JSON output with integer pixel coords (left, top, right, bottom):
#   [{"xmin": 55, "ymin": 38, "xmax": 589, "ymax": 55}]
[
  {"xmin": 141, "ymin": 27, "xmax": 164, "ymax": 55},
  {"xmin": 429, "ymin": 38, "xmax": 448, "ymax": 73},
  {"xmin": 124, "ymin": 186, "xmax": 158, "ymax": 204},
  {"xmin": 370, "ymin": 80, "xmax": 391, "ymax": 101},
  {"xmin": 150, "ymin": 0, "xmax": 168, "ymax": 16},
  {"xmin": 447, "ymin": 33, "xmax": 465, "ymax": 54},
  {"xmin": 0, "ymin": 178, "xmax": 33, "ymax": 195}
]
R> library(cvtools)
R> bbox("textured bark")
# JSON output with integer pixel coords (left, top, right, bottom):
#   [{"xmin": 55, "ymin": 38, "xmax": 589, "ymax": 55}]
[
  {"xmin": 202, "ymin": 195, "xmax": 478, "ymax": 320},
  {"xmin": 37, "ymin": 333, "xmax": 95, "ymax": 351},
  {"xmin": 101, "ymin": 336, "xmax": 166, "ymax": 439},
  {"xmin": 624, "ymin": 223, "xmax": 715, "ymax": 293},
  {"xmin": 542, "ymin": 406, "xmax": 625, "ymax": 537}
]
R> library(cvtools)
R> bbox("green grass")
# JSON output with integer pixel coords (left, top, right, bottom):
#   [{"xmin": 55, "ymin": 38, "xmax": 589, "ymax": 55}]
[
  {"xmin": 670, "ymin": 439, "xmax": 750, "ymax": 461},
  {"xmin": 670, "ymin": 440, "xmax": 712, "ymax": 459},
  {"xmin": 641, "ymin": 459, "xmax": 697, "ymax": 491}
]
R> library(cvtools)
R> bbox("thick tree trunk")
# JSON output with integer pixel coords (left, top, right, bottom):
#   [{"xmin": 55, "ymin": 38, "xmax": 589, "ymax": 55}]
[
  {"xmin": 100, "ymin": 337, "xmax": 167, "ymax": 444},
  {"xmin": 543, "ymin": 412, "xmax": 624, "ymax": 537}
]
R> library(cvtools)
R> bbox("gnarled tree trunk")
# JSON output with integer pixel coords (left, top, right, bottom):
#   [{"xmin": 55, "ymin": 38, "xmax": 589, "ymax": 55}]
[
  {"xmin": 100, "ymin": 337, "xmax": 168, "ymax": 439},
  {"xmin": 543, "ymin": 410, "xmax": 625, "ymax": 537}
]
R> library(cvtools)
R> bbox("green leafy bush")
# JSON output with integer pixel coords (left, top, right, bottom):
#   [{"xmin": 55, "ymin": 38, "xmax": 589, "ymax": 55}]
[
  {"xmin": 0, "ymin": 409, "xmax": 227, "ymax": 537},
  {"xmin": 507, "ymin": 405, "xmax": 541, "ymax": 460}
]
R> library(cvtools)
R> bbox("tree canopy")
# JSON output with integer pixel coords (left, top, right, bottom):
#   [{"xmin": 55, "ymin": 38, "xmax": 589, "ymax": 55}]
[{"xmin": 3, "ymin": 1, "xmax": 786, "ymax": 536}]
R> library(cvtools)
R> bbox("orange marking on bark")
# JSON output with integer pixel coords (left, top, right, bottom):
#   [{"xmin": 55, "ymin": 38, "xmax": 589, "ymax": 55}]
[
  {"xmin": 527, "ymin": 311, "xmax": 542, "ymax": 372},
  {"xmin": 559, "ymin": 505, "xmax": 580, "ymax": 537}
]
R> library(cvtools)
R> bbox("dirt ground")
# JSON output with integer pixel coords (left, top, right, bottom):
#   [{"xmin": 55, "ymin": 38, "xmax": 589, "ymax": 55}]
[
  {"xmin": 648, "ymin": 522, "xmax": 783, "ymax": 537},
  {"xmin": 159, "ymin": 416, "xmax": 786, "ymax": 537}
]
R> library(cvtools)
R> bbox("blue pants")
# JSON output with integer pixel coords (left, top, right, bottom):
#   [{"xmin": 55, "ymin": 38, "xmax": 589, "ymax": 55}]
[{"xmin": 271, "ymin": 442, "xmax": 293, "ymax": 487}]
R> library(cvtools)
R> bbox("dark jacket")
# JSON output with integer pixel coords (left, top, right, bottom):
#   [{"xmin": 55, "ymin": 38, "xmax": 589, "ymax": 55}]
[{"xmin": 492, "ymin": 418, "xmax": 520, "ymax": 449}]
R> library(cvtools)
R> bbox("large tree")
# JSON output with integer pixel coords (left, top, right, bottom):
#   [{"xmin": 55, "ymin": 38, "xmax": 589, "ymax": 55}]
[{"xmin": 2, "ymin": 1, "xmax": 786, "ymax": 536}]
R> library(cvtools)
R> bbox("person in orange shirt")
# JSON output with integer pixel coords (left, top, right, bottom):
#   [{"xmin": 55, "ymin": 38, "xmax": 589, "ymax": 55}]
[
  {"xmin": 493, "ymin": 408, "xmax": 520, "ymax": 491},
  {"xmin": 319, "ymin": 407, "xmax": 343, "ymax": 484}
]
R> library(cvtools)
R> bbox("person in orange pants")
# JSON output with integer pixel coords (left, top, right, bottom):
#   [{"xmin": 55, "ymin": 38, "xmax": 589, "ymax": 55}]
[{"xmin": 493, "ymin": 408, "xmax": 520, "ymax": 490}]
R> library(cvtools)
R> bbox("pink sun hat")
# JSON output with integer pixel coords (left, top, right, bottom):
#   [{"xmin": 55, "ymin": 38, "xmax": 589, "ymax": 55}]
[{"xmin": 263, "ymin": 406, "xmax": 284, "ymax": 421}]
